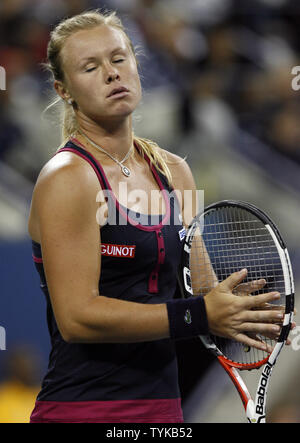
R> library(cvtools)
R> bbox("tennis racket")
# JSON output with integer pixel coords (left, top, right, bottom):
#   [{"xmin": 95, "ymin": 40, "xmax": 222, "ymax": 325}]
[{"xmin": 180, "ymin": 200, "xmax": 294, "ymax": 423}]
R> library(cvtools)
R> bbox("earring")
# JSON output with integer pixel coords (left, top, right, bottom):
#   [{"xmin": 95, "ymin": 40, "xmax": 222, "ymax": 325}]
[{"xmin": 67, "ymin": 98, "xmax": 73, "ymax": 105}]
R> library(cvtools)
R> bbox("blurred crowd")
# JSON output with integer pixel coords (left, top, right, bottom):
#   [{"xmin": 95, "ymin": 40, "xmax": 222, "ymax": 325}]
[
  {"xmin": 1, "ymin": 0, "xmax": 300, "ymax": 424},
  {"xmin": 0, "ymin": 0, "xmax": 299, "ymax": 183}
]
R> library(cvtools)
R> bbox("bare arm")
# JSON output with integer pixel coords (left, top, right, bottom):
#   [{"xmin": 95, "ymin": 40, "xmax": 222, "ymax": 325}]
[
  {"xmin": 168, "ymin": 154, "xmax": 218, "ymax": 293},
  {"xmin": 33, "ymin": 157, "xmax": 169, "ymax": 344}
]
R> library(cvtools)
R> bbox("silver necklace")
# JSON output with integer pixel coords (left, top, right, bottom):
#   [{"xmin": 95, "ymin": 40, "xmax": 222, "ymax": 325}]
[{"xmin": 78, "ymin": 129, "xmax": 132, "ymax": 177}]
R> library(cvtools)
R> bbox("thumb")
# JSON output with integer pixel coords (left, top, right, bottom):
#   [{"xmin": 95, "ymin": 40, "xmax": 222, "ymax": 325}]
[{"xmin": 220, "ymin": 268, "xmax": 248, "ymax": 291}]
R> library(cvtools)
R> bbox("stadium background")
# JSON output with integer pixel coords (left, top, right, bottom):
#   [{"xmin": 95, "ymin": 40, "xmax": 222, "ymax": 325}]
[{"xmin": 0, "ymin": 0, "xmax": 299, "ymax": 423}]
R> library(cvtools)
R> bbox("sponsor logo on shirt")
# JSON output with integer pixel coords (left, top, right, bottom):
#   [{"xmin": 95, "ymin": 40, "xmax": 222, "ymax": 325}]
[{"xmin": 101, "ymin": 244, "xmax": 136, "ymax": 258}]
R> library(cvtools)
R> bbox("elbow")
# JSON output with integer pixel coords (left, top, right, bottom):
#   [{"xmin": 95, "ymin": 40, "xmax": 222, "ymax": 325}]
[
  {"xmin": 55, "ymin": 306, "xmax": 91, "ymax": 343},
  {"xmin": 58, "ymin": 320, "xmax": 104, "ymax": 344},
  {"xmin": 61, "ymin": 330, "xmax": 78, "ymax": 344},
  {"xmin": 59, "ymin": 326, "xmax": 77, "ymax": 344},
  {"xmin": 58, "ymin": 321, "xmax": 86, "ymax": 344},
  {"xmin": 55, "ymin": 301, "xmax": 107, "ymax": 344}
]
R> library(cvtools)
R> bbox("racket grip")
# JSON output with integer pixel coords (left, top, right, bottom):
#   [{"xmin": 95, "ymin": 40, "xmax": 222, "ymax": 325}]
[{"xmin": 166, "ymin": 296, "xmax": 209, "ymax": 340}]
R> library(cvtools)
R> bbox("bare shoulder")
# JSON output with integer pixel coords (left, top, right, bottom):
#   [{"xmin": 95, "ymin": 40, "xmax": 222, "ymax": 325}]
[
  {"xmin": 158, "ymin": 147, "xmax": 196, "ymax": 192},
  {"xmin": 33, "ymin": 151, "xmax": 100, "ymax": 201},
  {"xmin": 28, "ymin": 151, "xmax": 100, "ymax": 240}
]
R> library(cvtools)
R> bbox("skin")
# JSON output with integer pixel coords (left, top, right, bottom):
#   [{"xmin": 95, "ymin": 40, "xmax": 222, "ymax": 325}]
[
  {"xmin": 57, "ymin": 25, "xmax": 141, "ymax": 161},
  {"xmin": 28, "ymin": 24, "xmax": 289, "ymax": 350}
]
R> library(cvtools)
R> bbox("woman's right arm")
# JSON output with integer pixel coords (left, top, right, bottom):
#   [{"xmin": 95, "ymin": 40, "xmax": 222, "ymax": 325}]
[{"xmin": 32, "ymin": 157, "xmax": 171, "ymax": 344}]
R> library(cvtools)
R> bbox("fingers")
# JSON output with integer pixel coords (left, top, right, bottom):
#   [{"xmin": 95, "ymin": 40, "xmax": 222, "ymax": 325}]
[
  {"xmin": 244, "ymin": 291, "xmax": 281, "ymax": 308},
  {"xmin": 285, "ymin": 321, "xmax": 297, "ymax": 346},
  {"xmin": 246, "ymin": 331, "xmax": 278, "ymax": 345},
  {"xmin": 291, "ymin": 321, "xmax": 297, "ymax": 330},
  {"xmin": 234, "ymin": 332, "xmax": 273, "ymax": 353},
  {"xmin": 252, "ymin": 303, "xmax": 285, "ymax": 312},
  {"xmin": 233, "ymin": 279, "xmax": 266, "ymax": 296},
  {"xmin": 234, "ymin": 315, "xmax": 295, "ymax": 351},
  {"xmin": 235, "ymin": 320, "xmax": 295, "ymax": 351},
  {"xmin": 207, "ymin": 271, "xmax": 292, "ymax": 349},
  {"xmin": 243, "ymin": 307, "xmax": 284, "ymax": 324},
  {"xmin": 220, "ymin": 268, "xmax": 248, "ymax": 291},
  {"xmin": 242, "ymin": 322, "xmax": 281, "ymax": 340}
]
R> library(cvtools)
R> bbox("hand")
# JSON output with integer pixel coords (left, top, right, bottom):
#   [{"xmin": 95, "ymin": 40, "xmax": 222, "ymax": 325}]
[
  {"xmin": 236, "ymin": 282, "xmax": 297, "ymax": 346},
  {"xmin": 234, "ymin": 278, "xmax": 285, "ymax": 342},
  {"xmin": 204, "ymin": 268, "xmax": 284, "ymax": 351}
]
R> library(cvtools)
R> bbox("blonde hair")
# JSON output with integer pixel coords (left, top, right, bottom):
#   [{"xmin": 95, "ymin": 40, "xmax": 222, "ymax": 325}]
[{"xmin": 44, "ymin": 9, "xmax": 172, "ymax": 185}]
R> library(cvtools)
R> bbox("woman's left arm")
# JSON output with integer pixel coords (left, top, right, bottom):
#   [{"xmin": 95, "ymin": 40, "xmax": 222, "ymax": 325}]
[{"xmin": 164, "ymin": 152, "xmax": 218, "ymax": 294}]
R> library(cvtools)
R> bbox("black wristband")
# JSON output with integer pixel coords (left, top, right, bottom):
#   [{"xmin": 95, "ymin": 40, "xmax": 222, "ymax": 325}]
[{"xmin": 166, "ymin": 296, "xmax": 209, "ymax": 340}]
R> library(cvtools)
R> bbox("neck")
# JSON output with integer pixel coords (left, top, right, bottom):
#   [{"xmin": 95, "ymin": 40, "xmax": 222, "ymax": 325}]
[{"xmin": 75, "ymin": 113, "xmax": 134, "ymax": 160}]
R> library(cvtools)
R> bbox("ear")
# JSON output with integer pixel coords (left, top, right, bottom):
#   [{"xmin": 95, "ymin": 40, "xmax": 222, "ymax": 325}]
[{"xmin": 54, "ymin": 80, "xmax": 70, "ymax": 102}]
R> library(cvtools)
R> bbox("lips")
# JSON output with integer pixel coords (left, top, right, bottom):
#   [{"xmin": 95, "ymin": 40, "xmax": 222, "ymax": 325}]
[{"xmin": 107, "ymin": 87, "xmax": 129, "ymax": 98}]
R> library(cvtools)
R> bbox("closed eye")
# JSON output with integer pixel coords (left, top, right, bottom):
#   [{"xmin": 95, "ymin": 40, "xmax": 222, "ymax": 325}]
[{"xmin": 85, "ymin": 67, "xmax": 96, "ymax": 73}]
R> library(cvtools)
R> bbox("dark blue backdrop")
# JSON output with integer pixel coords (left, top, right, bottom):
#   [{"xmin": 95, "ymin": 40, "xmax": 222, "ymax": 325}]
[{"xmin": 0, "ymin": 239, "xmax": 50, "ymax": 381}]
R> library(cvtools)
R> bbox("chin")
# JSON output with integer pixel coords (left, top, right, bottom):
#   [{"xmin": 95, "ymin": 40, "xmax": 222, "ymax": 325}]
[{"xmin": 110, "ymin": 102, "xmax": 138, "ymax": 119}]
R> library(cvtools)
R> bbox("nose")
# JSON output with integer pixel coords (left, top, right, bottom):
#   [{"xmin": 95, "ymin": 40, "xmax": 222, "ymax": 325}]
[{"xmin": 104, "ymin": 64, "xmax": 120, "ymax": 84}]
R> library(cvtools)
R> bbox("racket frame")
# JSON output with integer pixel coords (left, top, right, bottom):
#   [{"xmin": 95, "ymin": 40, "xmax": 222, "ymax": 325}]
[{"xmin": 180, "ymin": 200, "xmax": 295, "ymax": 423}]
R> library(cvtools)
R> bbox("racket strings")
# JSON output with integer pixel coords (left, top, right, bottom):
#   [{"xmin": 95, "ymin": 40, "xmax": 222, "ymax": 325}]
[{"xmin": 189, "ymin": 206, "xmax": 285, "ymax": 365}]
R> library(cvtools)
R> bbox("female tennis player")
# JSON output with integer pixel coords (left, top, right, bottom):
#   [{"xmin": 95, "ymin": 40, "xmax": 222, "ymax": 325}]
[{"xmin": 28, "ymin": 10, "xmax": 285, "ymax": 423}]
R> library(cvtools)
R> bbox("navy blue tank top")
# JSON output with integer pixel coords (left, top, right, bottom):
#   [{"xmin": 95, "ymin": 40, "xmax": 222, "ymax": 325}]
[{"xmin": 30, "ymin": 138, "xmax": 185, "ymax": 423}]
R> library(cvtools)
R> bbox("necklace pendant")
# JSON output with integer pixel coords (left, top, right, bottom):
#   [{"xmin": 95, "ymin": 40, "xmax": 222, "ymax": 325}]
[{"xmin": 121, "ymin": 165, "xmax": 131, "ymax": 177}]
